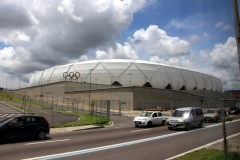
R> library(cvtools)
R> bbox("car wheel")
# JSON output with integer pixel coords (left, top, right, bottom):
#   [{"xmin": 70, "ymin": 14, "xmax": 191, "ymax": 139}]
[
  {"xmin": 199, "ymin": 121, "xmax": 203, "ymax": 128},
  {"xmin": 37, "ymin": 131, "xmax": 46, "ymax": 140},
  {"xmin": 185, "ymin": 123, "xmax": 190, "ymax": 131},
  {"xmin": 147, "ymin": 121, "xmax": 152, "ymax": 127},
  {"xmin": 168, "ymin": 127, "xmax": 172, "ymax": 130},
  {"xmin": 135, "ymin": 125, "xmax": 139, "ymax": 128},
  {"xmin": 161, "ymin": 120, "xmax": 166, "ymax": 126}
]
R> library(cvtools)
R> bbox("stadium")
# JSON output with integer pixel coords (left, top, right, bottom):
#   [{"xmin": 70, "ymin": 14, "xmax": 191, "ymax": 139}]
[
  {"xmin": 16, "ymin": 59, "xmax": 238, "ymax": 111},
  {"xmin": 29, "ymin": 59, "xmax": 222, "ymax": 92}
]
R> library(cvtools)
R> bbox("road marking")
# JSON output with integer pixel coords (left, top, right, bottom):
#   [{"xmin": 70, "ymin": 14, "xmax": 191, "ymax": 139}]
[
  {"xmin": 1, "ymin": 114, "xmax": 7, "ymax": 117},
  {"xmin": 25, "ymin": 139, "xmax": 70, "ymax": 145},
  {"xmin": 166, "ymin": 132, "xmax": 240, "ymax": 160},
  {"xmin": 22, "ymin": 119, "xmax": 240, "ymax": 160},
  {"xmin": 7, "ymin": 114, "xmax": 14, "ymax": 117},
  {"xmin": 131, "ymin": 129, "xmax": 151, "ymax": 132}
]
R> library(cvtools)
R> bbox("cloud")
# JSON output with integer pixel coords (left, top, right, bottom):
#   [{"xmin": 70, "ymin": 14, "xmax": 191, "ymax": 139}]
[
  {"xmin": 150, "ymin": 37, "xmax": 240, "ymax": 91},
  {"xmin": 189, "ymin": 34, "xmax": 200, "ymax": 43},
  {"xmin": 215, "ymin": 21, "xmax": 224, "ymax": 28},
  {"xmin": 128, "ymin": 25, "xmax": 190, "ymax": 56},
  {"xmin": 95, "ymin": 43, "xmax": 138, "ymax": 60},
  {"xmin": 215, "ymin": 21, "xmax": 232, "ymax": 30},
  {"xmin": 0, "ymin": 0, "xmax": 152, "ymax": 83},
  {"xmin": 169, "ymin": 14, "xmax": 205, "ymax": 30},
  {"xmin": 200, "ymin": 37, "xmax": 239, "ymax": 90}
]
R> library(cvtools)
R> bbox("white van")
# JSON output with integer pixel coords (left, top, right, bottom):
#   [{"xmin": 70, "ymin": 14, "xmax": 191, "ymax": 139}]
[{"xmin": 166, "ymin": 107, "xmax": 204, "ymax": 131}]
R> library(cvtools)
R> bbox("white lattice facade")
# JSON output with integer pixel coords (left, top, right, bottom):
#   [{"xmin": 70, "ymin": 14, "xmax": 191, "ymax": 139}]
[{"xmin": 29, "ymin": 59, "xmax": 222, "ymax": 91}]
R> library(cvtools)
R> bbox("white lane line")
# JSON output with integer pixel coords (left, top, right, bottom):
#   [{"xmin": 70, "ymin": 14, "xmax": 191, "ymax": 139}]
[
  {"xmin": 1, "ymin": 114, "xmax": 8, "ymax": 117},
  {"xmin": 131, "ymin": 129, "xmax": 151, "ymax": 132},
  {"xmin": 8, "ymin": 114, "xmax": 14, "ymax": 117},
  {"xmin": 25, "ymin": 139, "xmax": 70, "ymax": 145},
  {"xmin": 22, "ymin": 119, "xmax": 240, "ymax": 160},
  {"xmin": 166, "ymin": 132, "xmax": 240, "ymax": 160}
]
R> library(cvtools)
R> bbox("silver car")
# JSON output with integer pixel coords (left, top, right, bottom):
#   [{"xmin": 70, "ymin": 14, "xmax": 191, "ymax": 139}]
[{"xmin": 166, "ymin": 107, "xmax": 204, "ymax": 131}]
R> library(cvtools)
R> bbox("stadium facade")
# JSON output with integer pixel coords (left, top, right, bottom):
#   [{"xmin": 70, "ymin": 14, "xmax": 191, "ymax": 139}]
[{"xmin": 29, "ymin": 59, "xmax": 222, "ymax": 92}]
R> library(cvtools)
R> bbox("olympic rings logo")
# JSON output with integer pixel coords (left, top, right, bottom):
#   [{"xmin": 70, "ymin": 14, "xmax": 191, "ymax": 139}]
[{"xmin": 63, "ymin": 72, "xmax": 80, "ymax": 80}]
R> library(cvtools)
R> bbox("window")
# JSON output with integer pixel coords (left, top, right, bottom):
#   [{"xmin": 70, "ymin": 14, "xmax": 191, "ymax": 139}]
[
  {"xmin": 158, "ymin": 112, "xmax": 162, "ymax": 116},
  {"xmin": 152, "ymin": 113, "xmax": 157, "ymax": 117},
  {"xmin": 195, "ymin": 109, "xmax": 199, "ymax": 115},
  {"xmin": 190, "ymin": 110, "xmax": 195, "ymax": 117}
]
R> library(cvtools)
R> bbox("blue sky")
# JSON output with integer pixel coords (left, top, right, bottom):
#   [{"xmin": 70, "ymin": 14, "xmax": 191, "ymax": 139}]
[{"xmin": 0, "ymin": 0, "xmax": 239, "ymax": 91}]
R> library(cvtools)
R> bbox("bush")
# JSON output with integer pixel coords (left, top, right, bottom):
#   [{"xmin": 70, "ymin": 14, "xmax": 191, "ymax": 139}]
[{"xmin": 225, "ymin": 116, "xmax": 233, "ymax": 122}]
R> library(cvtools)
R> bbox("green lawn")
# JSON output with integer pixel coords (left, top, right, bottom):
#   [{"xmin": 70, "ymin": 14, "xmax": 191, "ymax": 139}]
[
  {"xmin": 173, "ymin": 148, "xmax": 240, "ymax": 160},
  {"xmin": 53, "ymin": 109, "xmax": 110, "ymax": 128}
]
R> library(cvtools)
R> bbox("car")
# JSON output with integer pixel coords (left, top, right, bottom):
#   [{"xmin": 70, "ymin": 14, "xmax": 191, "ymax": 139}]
[
  {"xmin": 133, "ymin": 110, "xmax": 166, "ymax": 127},
  {"xmin": 166, "ymin": 107, "xmax": 204, "ymax": 131},
  {"xmin": 204, "ymin": 109, "xmax": 224, "ymax": 122},
  {"xmin": 0, "ymin": 115, "xmax": 49, "ymax": 142},
  {"xmin": 228, "ymin": 107, "xmax": 240, "ymax": 115}
]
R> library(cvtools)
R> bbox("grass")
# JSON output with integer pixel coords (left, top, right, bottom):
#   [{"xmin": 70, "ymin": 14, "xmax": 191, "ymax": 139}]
[
  {"xmin": 173, "ymin": 148, "xmax": 240, "ymax": 160},
  {"xmin": 0, "ymin": 92, "xmax": 49, "ymax": 109},
  {"xmin": 53, "ymin": 109, "xmax": 110, "ymax": 128},
  {"xmin": 0, "ymin": 92, "xmax": 110, "ymax": 128}
]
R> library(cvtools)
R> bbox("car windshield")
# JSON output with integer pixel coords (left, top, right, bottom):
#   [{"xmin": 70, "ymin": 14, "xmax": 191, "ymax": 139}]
[
  {"xmin": 172, "ymin": 110, "xmax": 189, "ymax": 117},
  {"xmin": 140, "ymin": 111, "xmax": 153, "ymax": 117},
  {"xmin": 206, "ymin": 110, "xmax": 217, "ymax": 113}
]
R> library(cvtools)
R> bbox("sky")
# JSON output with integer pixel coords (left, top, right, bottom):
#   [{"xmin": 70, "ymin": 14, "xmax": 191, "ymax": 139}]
[{"xmin": 0, "ymin": 0, "xmax": 239, "ymax": 91}]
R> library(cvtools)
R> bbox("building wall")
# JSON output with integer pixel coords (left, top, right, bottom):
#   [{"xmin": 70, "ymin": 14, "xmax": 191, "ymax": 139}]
[{"xmin": 18, "ymin": 82, "xmax": 235, "ymax": 111}]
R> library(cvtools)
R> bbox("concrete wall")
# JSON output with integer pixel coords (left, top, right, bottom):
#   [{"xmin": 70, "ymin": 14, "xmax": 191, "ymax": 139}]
[{"xmin": 16, "ymin": 82, "xmax": 235, "ymax": 111}]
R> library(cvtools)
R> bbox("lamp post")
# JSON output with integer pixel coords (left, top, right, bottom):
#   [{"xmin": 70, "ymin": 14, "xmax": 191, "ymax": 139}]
[
  {"xmin": 95, "ymin": 79, "xmax": 98, "ymax": 89},
  {"xmin": 19, "ymin": 75, "xmax": 21, "ymax": 89},
  {"xmin": 128, "ymin": 73, "xmax": 132, "ymax": 86},
  {"xmin": 6, "ymin": 76, "xmax": 8, "ymax": 90},
  {"xmin": 89, "ymin": 69, "xmax": 93, "ymax": 110},
  {"xmin": 110, "ymin": 76, "xmax": 114, "ymax": 88}
]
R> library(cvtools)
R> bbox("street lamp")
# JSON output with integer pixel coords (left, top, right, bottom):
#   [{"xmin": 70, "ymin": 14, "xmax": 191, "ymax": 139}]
[
  {"xmin": 89, "ymin": 69, "xmax": 93, "ymax": 110},
  {"xmin": 110, "ymin": 76, "xmax": 114, "ymax": 88},
  {"xmin": 95, "ymin": 79, "xmax": 98, "ymax": 89},
  {"xmin": 128, "ymin": 73, "xmax": 132, "ymax": 86},
  {"xmin": 6, "ymin": 76, "xmax": 8, "ymax": 90}
]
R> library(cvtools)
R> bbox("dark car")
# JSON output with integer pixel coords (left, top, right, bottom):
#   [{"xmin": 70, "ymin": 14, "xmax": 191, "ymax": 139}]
[
  {"xmin": 0, "ymin": 115, "xmax": 49, "ymax": 142},
  {"xmin": 228, "ymin": 107, "xmax": 240, "ymax": 115}
]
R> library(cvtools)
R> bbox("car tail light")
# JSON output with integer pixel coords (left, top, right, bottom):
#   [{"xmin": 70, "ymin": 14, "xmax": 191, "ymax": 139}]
[{"xmin": 43, "ymin": 117, "xmax": 49, "ymax": 126}]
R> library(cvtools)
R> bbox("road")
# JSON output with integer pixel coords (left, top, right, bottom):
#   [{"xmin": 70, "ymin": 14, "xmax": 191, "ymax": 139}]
[{"xmin": 0, "ymin": 114, "xmax": 240, "ymax": 160}]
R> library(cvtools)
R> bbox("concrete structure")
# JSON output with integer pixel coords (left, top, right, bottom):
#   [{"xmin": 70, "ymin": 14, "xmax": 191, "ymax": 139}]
[
  {"xmin": 19, "ymin": 81, "xmax": 235, "ymax": 112},
  {"xmin": 29, "ymin": 59, "xmax": 222, "ymax": 92}
]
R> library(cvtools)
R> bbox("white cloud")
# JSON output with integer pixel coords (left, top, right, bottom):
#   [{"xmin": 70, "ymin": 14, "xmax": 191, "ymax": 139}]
[
  {"xmin": 0, "ymin": 0, "xmax": 152, "ymax": 84},
  {"xmin": 215, "ymin": 21, "xmax": 224, "ymax": 28},
  {"xmin": 169, "ymin": 14, "xmax": 205, "ymax": 30},
  {"xmin": 150, "ymin": 37, "xmax": 240, "ymax": 91},
  {"xmin": 95, "ymin": 43, "xmax": 138, "ymax": 60},
  {"xmin": 223, "ymin": 25, "xmax": 232, "ymax": 30},
  {"xmin": 189, "ymin": 34, "xmax": 200, "ymax": 43},
  {"xmin": 215, "ymin": 21, "xmax": 232, "ymax": 30},
  {"xmin": 128, "ymin": 25, "xmax": 190, "ymax": 56},
  {"xmin": 200, "ymin": 37, "xmax": 239, "ymax": 90}
]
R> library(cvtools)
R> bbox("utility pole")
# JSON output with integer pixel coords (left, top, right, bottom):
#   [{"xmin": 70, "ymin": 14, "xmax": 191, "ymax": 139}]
[{"xmin": 232, "ymin": 0, "xmax": 240, "ymax": 72}]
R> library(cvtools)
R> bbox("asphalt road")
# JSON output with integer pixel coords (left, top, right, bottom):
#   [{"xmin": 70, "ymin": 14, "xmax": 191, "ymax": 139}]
[{"xmin": 0, "ymin": 115, "xmax": 240, "ymax": 160}]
